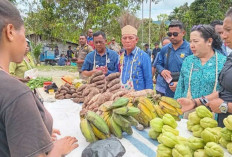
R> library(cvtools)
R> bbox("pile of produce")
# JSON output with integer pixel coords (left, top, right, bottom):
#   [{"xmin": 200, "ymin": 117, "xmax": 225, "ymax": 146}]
[
  {"xmin": 151, "ymin": 106, "xmax": 225, "ymax": 157},
  {"xmin": 81, "ymin": 98, "xmax": 141, "ymax": 142},
  {"xmin": 80, "ymin": 111, "xmax": 110, "ymax": 143},
  {"xmin": 55, "ymin": 83, "xmax": 79, "ymax": 100},
  {"xmin": 105, "ymin": 72, "xmax": 121, "ymax": 93},
  {"xmin": 219, "ymin": 115, "xmax": 232, "ymax": 154},
  {"xmin": 27, "ymin": 77, "xmax": 52, "ymax": 90}
]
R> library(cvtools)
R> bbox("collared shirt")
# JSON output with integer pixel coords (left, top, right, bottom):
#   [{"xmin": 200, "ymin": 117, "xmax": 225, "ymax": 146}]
[
  {"xmin": 76, "ymin": 44, "xmax": 93, "ymax": 72},
  {"xmin": 87, "ymin": 36, "xmax": 94, "ymax": 49},
  {"xmin": 174, "ymin": 52, "xmax": 226, "ymax": 99},
  {"xmin": 9, "ymin": 53, "xmax": 36, "ymax": 78},
  {"xmin": 152, "ymin": 47, "xmax": 161, "ymax": 62},
  {"xmin": 82, "ymin": 48, "xmax": 119, "ymax": 75},
  {"xmin": 156, "ymin": 40, "xmax": 192, "ymax": 97},
  {"xmin": 221, "ymin": 44, "xmax": 232, "ymax": 56},
  {"xmin": 121, "ymin": 47, "xmax": 153, "ymax": 91}
]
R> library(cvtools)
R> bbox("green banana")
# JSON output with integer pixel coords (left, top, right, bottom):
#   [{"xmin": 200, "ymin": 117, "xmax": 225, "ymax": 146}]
[
  {"xmin": 80, "ymin": 119, "xmax": 97, "ymax": 143},
  {"xmin": 109, "ymin": 116, "xmax": 122, "ymax": 139},
  {"xmin": 121, "ymin": 126, "xmax": 133, "ymax": 135},
  {"xmin": 123, "ymin": 115, "xmax": 138, "ymax": 126},
  {"xmin": 86, "ymin": 111, "xmax": 110, "ymax": 135},
  {"xmin": 112, "ymin": 113, "xmax": 131, "ymax": 128},
  {"xmin": 110, "ymin": 97, "xmax": 129, "ymax": 109},
  {"xmin": 113, "ymin": 106, "xmax": 140, "ymax": 116}
]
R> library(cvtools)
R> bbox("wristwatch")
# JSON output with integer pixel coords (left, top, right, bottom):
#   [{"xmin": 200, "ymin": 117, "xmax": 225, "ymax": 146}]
[
  {"xmin": 199, "ymin": 96, "xmax": 209, "ymax": 106},
  {"xmin": 219, "ymin": 102, "xmax": 228, "ymax": 113}
]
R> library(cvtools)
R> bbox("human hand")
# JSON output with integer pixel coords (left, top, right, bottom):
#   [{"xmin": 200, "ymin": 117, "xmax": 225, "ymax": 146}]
[
  {"xmin": 54, "ymin": 136, "xmax": 78, "ymax": 155},
  {"xmin": 177, "ymin": 98, "xmax": 195, "ymax": 113},
  {"xmin": 169, "ymin": 82, "xmax": 178, "ymax": 92},
  {"xmin": 207, "ymin": 98, "xmax": 224, "ymax": 113},
  {"xmin": 161, "ymin": 70, "xmax": 171, "ymax": 80},
  {"xmin": 51, "ymin": 129, "xmax": 61, "ymax": 141}
]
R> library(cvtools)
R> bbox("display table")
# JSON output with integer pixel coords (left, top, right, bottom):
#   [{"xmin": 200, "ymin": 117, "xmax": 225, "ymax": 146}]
[{"xmin": 44, "ymin": 99, "xmax": 231, "ymax": 157}]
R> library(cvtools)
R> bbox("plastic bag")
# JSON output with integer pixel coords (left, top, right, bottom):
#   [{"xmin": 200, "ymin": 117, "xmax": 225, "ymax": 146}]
[{"xmin": 82, "ymin": 138, "xmax": 126, "ymax": 157}]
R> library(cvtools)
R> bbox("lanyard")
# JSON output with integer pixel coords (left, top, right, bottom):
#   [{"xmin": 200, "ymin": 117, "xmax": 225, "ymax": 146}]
[
  {"xmin": 187, "ymin": 52, "xmax": 218, "ymax": 99},
  {"xmin": 120, "ymin": 47, "xmax": 139, "ymax": 81},
  {"xmin": 93, "ymin": 50, "xmax": 108, "ymax": 69}
]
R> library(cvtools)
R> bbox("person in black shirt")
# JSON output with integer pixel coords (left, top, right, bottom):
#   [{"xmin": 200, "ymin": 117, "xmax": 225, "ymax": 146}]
[
  {"xmin": 67, "ymin": 46, "xmax": 74, "ymax": 60},
  {"xmin": 152, "ymin": 42, "xmax": 161, "ymax": 63}
]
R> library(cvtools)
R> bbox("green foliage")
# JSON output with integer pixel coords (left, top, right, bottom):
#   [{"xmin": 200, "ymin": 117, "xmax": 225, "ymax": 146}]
[{"xmin": 31, "ymin": 42, "xmax": 43, "ymax": 64}]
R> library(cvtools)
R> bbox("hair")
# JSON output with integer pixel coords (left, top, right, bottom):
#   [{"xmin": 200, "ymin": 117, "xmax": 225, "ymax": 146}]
[
  {"xmin": 226, "ymin": 7, "xmax": 232, "ymax": 19},
  {"xmin": 144, "ymin": 43, "xmax": 149, "ymax": 47},
  {"xmin": 191, "ymin": 25, "xmax": 222, "ymax": 51},
  {"xmin": 68, "ymin": 46, "xmax": 71, "ymax": 48},
  {"xmin": 0, "ymin": 0, "xmax": 24, "ymax": 39},
  {"xmin": 154, "ymin": 42, "xmax": 159, "ymax": 45},
  {"xmin": 93, "ymin": 31, "xmax": 106, "ymax": 40},
  {"xmin": 80, "ymin": 33, "xmax": 87, "ymax": 38},
  {"xmin": 169, "ymin": 20, "xmax": 184, "ymax": 30},
  {"xmin": 210, "ymin": 20, "xmax": 223, "ymax": 28},
  {"xmin": 161, "ymin": 37, "xmax": 170, "ymax": 43}
]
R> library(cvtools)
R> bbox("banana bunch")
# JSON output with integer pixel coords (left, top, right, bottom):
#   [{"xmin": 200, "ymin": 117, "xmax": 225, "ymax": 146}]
[
  {"xmin": 80, "ymin": 111, "xmax": 110, "ymax": 143},
  {"xmin": 133, "ymin": 97, "xmax": 157, "ymax": 127},
  {"xmin": 100, "ymin": 97, "xmax": 140, "ymax": 139},
  {"xmin": 155, "ymin": 96, "xmax": 183, "ymax": 120}
]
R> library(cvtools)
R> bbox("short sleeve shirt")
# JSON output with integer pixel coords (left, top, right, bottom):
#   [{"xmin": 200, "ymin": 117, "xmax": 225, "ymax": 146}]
[
  {"xmin": 76, "ymin": 44, "xmax": 93, "ymax": 72},
  {"xmin": 0, "ymin": 71, "xmax": 53, "ymax": 157}
]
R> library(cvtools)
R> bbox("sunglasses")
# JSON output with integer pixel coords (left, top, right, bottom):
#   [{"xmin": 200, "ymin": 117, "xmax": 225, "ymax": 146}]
[{"xmin": 167, "ymin": 32, "xmax": 180, "ymax": 37}]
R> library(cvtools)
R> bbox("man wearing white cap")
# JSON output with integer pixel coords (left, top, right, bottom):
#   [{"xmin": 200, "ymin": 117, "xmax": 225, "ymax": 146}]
[{"xmin": 120, "ymin": 25, "xmax": 153, "ymax": 91}]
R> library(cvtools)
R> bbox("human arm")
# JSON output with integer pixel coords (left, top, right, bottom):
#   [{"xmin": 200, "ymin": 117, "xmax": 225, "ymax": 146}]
[
  {"xmin": 142, "ymin": 53, "xmax": 153, "ymax": 89},
  {"xmin": 156, "ymin": 48, "xmax": 171, "ymax": 79}
]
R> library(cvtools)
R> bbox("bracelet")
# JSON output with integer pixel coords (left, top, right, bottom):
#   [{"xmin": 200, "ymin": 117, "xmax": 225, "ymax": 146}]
[{"xmin": 191, "ymin": 99, "xmax": 198, "ymax": 108}]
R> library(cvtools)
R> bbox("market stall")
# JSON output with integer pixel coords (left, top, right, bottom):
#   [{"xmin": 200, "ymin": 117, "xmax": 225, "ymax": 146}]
[{"xmin": 43, "ymin": 100, "xmax": 231, "ymax": 157}]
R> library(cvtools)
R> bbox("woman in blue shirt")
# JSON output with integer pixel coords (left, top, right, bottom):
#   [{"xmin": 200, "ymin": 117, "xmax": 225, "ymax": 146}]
[{"xmin": 175, "ymin": 25, "xmax": 226, "ymax": 100}]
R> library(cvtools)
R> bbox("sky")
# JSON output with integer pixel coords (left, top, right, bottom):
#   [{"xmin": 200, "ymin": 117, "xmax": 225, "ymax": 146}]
[{"xmin": 136, "ymin": 0, "xmax": 195, "ymax": 21}]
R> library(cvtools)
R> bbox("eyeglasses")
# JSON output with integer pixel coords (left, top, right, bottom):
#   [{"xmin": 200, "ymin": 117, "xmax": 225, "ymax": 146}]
[{"xmin": 167, "ymin": 32, "xmax": 180, "ymax": 37}]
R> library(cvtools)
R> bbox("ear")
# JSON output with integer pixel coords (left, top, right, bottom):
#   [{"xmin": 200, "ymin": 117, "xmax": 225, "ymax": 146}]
[
  {"xmin": 5, "ymin": 24, "xmax": 15, "ymax": 42},
  {"xmin": 208, "ymin": 38, "xmax": 213, "ymax": 45},
  {"xmin": 182, "ymin": 30, "xmax": 186, "ymax": 36}
]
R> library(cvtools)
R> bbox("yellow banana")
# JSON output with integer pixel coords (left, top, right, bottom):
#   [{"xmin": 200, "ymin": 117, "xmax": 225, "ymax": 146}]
[
  {"xmin": 109, "ymin": 116, "xmax": 122, "ymax": 139},
  {"xmin": 175, "ymin": 108, "xmax": 183, "ymax": 115},
  {"xmin": 80, "ymin": 119, "xmax": 97, "ymax": 143},
  {"xmin": 90, "ymin": 123, "xmax": 109, "ymax": 139},
  {"xmin": 139, "ymin": 97, "xmax": 155, "ymax": 112},
  {"xmin": 138, "ymin": 103, "xmax": 153, "ymax": 120},
  {"xmin": 103, "ymin": 113, "xmax": 110, "ymax": 122},
  {"xmin": 86, "ymin": 111, "xmax": 110, "ymax": 135},
  {"xmin": 154, "ymin": 105, "xmax": 165, "ymax": 118},
  {"xmin": 127, "ymin": 102, "xmax": 134, "ymax": 107},
  {"xmin": 160, "ymin": 96, "xmax": 181, "ymax": 109}
]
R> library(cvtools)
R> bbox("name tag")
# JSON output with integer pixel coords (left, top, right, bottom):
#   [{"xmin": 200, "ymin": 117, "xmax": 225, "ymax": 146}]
[{"xmin": 107, "ymin": 58, "xmax": 110, "ymax": 63}]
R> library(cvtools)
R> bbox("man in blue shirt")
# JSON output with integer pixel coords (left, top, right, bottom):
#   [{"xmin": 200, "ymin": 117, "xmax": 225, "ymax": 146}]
[
  {"xmin": 152, "ymin": 42, "xmax": 161, "ymax": 63},
  {"xmin": 82, "ymin": 31, "xmax": 119, "ymax": 77},
  {"xmin": 120, "ymin": 25, "xmax": 153, "ymax": 91},
  {"xmin": 156, "ymin": 20, "xmax": 192, "ymax": 98}
]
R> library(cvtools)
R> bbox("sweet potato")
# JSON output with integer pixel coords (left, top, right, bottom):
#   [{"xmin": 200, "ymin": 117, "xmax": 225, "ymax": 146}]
[
  {"xmin": 88, "ymin": 93, "xmax": 101, "ymax": 105},
  {"xmin": 65, "ymin": 94, "xmax": 72, "ymax": 99},
  {"xmin": 93, "ymin": 70, "xmax": 103, "ymax": 77},
  {"xmin": 83, "ymin": 88, "xmax": 91, "ymax": 96},
  {"xmin": 96, "ymin": 84, "xmax": 105, "ymax": 89},
  {"xmin": 60, "ymin": 90, "xmax": 67, "ymax": 94},
  {"xmin": 110, "ymin": 90, "xmax": 130, "ymax": 101},
  {"xmin": 91, "ymin": 92, "xmax": 112, "ymax": 107},
  {"xmin": 61, "ymin": 85, "xmax": 69, "ymax": 91},
  {"xmin": 108, "ymin": 84, "xmax": 121, "ymax": 92},
  {"xmin": 106, "ymin": 72, "xmax": 120, "ymax": 82},
  {"xmin": 107, "ymin": 78, "xmax": 120, "ymax": 88},
  {"xmin": 91, "ymin": 75, "xmax": 105, "ymax": 83},
  {"xmin": 77, "ymin": 84, "xmax": 88, "ymax": 92},
  {"xmin": 64, "ymin": 83, "xmax": 71, "ymax": 88},
  {"xmin": 95, "ymin": 80, "xmax": 105, "ymax": 86},
  {"xmin": 72, "ymin": 93, "xmax": 78, "ymax": 98},
  {"xmin": 56, "ymin": 95, "xmax": 65, "ymax": 100},
  {"xmin": 124, "ymin": 89, "xmax": 154, "ymax": 97},
  {"xmin": 55, "ymin": 93, "xmax": 64, "ymax": 99}
]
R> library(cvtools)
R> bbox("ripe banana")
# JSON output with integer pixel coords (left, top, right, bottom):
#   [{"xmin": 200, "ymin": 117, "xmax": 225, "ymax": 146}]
[
  {"xmin": 112, "ymin": 113, "xmax": 131, "ymax": 128},
  {"xmin": 80, "ymin": 119, "xmax": 97, "ymax": 143},
  {"xmin": 109, "ymin": 116, "xmax": 122, "ymax": 139},
  {"xmin": 90, "ymin": 123, "xmax": 109, "ymax": 139},
  {"xmin": 175, "ymin": 108, "xmax": 183, "ymax": 115},
  {"xmin": 127, "ymin": 102, "xmax": 134, "ymax": 107},
  {"xmin": 159, "ymin": 101, "xmax": 179, "ymax": 116},
  {"xmin": 139, "ymin": 97, "xmax": 155, "ymax": 112},
  {"xmin": 160, "ymin": 96, "xmax": 181, "ymax": 109},
  {"xmin": 138, "ymin": 103, "xmax": 153, "ymax": 120},
  {"xmin": 133, "ymin": 114, "xmax": 149, "ymax": 127},
  {"xmin": 154, "ymin": 105, "xmax": 165, "ymax": 118},
  {"xmin": 86, "ymin": 111, "xmax": 110, "ymax": 135},
  {"xmin": 103, "ymin": 113, "xmax": 110, "ymax": 122}
]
